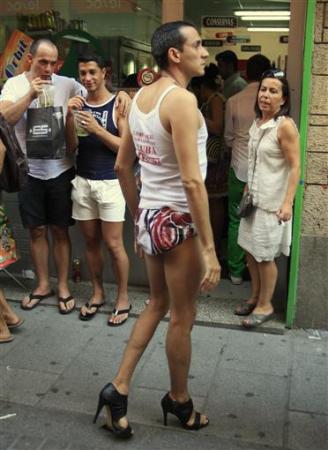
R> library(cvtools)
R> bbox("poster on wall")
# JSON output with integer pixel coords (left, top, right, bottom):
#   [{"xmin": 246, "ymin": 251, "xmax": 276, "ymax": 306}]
[{"xmin": 0, "ymin": 30, "xmax": 33, "ymax": 81}]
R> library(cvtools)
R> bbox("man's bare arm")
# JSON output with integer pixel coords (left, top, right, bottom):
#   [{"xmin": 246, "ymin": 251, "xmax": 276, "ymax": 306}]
[
  {"xmin": 0, "ymin": 77, "xmax": 48, "ymax": 125},
  {"xmin": 167, "ymin": 90, "xmax": 221, "ymax": 290},
  {"xmin": 114, "ymin": 114, "xmax": 139, "ymax": 218},
  {"xmin": 0, "ymin": 138, "xmax": 6, "ymax": 173}
]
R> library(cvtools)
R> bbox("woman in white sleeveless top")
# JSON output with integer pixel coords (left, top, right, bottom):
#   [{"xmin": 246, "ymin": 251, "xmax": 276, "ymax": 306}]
[{"xmin": 236, "ymin": 69, "xmax": 300, "ymax": 328}]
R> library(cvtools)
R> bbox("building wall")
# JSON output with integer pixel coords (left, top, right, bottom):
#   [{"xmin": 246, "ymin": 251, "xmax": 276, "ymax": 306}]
[{"xmin": 295, "ymin": 0, "xmax": 328, "ymax": 329}]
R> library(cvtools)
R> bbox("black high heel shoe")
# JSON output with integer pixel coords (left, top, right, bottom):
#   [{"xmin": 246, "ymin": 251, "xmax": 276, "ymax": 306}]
[
  {"xmin": 161, "ymin": 392, "xmax": 209, "ymax": 431},
  {"xmin": 94, "ymin": 383, "xmax": 133, "ymax": 438}
]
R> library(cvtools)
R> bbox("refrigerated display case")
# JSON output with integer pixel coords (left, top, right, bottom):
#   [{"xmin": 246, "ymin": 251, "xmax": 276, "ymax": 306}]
[{"xmin": 98, "ymin": 36, "xmax": 154, "ymax": 88}]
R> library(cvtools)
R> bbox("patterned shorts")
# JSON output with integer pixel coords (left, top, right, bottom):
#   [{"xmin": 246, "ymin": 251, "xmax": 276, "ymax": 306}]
[{"xmin": 135, "ymin": 207, "xmax": 197, "ymax": 256}]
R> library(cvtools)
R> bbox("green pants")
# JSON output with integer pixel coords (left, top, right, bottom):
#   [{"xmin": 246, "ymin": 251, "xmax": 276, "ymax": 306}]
[{"xmin": 228, "ymin": 167, "xmax": 246, "ymax": 277}]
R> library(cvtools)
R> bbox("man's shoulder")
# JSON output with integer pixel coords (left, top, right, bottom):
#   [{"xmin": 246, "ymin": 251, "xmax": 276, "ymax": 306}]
[
  {"xmin": 3, "ymin": 72, "xmax": 26, "ymax": 86},
  {"xmin": 164, "ymin": 86, "xmax": 196, "ymax": 105},
  {"xmin": 53, "ymin": 74, "xmax": 76, "ymax": 86}
]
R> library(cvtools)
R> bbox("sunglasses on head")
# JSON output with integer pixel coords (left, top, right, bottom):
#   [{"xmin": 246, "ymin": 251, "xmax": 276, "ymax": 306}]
[{"xmin": 261, "ymin": 69, "xmax": 285, "ymax": 79}]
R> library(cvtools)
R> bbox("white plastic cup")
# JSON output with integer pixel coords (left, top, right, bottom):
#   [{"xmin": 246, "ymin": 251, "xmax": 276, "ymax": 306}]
[{"xmin": 38, "ymin": 82, "xmax": 55, "ymax": 107}]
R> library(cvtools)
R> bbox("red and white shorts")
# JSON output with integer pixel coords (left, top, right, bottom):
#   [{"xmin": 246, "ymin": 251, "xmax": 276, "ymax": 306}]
[{"xmin": 135, "ymin": 207, "xmax": 197, "ymax": 256}]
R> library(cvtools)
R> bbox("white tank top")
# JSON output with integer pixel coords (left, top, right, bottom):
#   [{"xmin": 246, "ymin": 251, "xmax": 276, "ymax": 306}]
[{"xmin": 129, "ymin": 85, "xmax": 208, "ymax": 212}]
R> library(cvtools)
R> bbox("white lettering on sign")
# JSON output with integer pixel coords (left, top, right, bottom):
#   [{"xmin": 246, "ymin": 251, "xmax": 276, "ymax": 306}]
[
  {"xmin": 84, "ymin": 0, "xmax": 121, "ymax": 9},
  {"xmin": 0, "ymin": 0, "xmax": 53, "ymax": 14},
  {"xmin": 202, "ymin": 16, "xmax": 237, "ymax": 28}
]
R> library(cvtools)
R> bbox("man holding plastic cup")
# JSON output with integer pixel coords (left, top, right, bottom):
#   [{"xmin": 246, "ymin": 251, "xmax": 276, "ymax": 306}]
[
  {"xmin": 0, "ymin": 39, "xmax": 130, "ymax": 314},
  {"xmin": 66, "ymin": 54, "xmax": 131, "ymax": 326}
]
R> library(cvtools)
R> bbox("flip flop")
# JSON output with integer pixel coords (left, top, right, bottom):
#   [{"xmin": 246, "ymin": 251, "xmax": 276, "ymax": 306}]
[
  {"xmin": 242, "ymin": 312, "xmax": 274, "ymax": 329},
  {"xmin": 234, "ymin": 302, "xmax": 256, "ymax": 316},
  {"xmin": 0, "ymin": 334, "xmax": 14, "ymax": 343},
  {"xmin": 21, "ymin": 290, "xmax": 55, "ymax": 310},
  {"xmin": 79, "ymin": 301, "xmax": 105, "ymax": 321},
  {"xmin": 58, "ymin": 295, "xmax": 76, "ymax": 315},
  {"xmin": 7, "ymin": 318, "xmax": 24, "ymax": 329},
  {"xmin": 108, "ymin": 305, "xmax": 132, "ymax": 327}
]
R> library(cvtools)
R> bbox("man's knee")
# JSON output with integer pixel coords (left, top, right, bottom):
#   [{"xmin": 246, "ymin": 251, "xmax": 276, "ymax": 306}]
[
  {"xmin": 30, "ymin": 225, "xmax": 47, "ymax": 241},
  {"xmin": 169, "ymin": 305, "xmax": 197, "ymax": 330},
  {"xmin": 105, "ymin": 236, "xmax": 125, "ymax": 256},
  {"xmin": 50, "ymin": 225, "xmax": 70, "ymax": 241}
]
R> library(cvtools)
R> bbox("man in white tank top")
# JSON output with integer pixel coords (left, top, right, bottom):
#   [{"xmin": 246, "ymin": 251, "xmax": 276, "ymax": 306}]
[{"xmin": 93, "ymin": 22, "xmax": 221, "ymax": 437}]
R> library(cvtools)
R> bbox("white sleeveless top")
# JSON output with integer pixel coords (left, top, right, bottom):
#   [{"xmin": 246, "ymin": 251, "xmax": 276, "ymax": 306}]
[
  {"xmin": 129, "ymin": 85, "xmax": 208, "ymax": 212},
  {"xmin": 248, "ymin": 116, "xmax": 298, "ymax": 212}
]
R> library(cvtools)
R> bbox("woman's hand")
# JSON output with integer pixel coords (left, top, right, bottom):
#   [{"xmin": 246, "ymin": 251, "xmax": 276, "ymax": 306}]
[
  {"xmin": 77, "ymin": 110, "xmax": 100, "ymax": 134},
  {"xmin": 200, "ymin": 247, "xmax": 221, "ymax": 292},
  {"xmin": 115, "ymin": 91, "xmax": 131, "ymax": 116},
  {"xmin": 67, "ymin": 96, "xmax": 85, "ymax": 117},
  {"xmin": 276, "ymin": 201, "xmax": 293, "ymax": 222}
]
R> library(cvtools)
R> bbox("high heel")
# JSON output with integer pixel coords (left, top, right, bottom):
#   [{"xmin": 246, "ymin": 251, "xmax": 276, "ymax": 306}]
[
  {"xmin": 94, "ymin": 383, "xmax": 133, "ymax": 438},
  {"xmin": 161, "ymin": 392, "xmax": 209, "ymax": 431}
]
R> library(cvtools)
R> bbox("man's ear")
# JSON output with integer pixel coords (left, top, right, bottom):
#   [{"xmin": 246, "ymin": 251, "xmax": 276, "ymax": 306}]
[
  {"xmin": 167, "ymin": 47, "xmax": 181, "ymax": 64},
  {"xmin": 26, "ymin": 53, "xmax": 33, "ymax": 64}
]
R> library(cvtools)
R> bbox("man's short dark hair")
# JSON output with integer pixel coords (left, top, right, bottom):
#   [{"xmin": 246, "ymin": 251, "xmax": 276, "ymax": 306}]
[
  {"xmin": 215, "ymin": 50, "xmax": 238, "ymax": 71},
  {"xmin": 246, "ymin": 54, "xmax": 271, "ymax": 81},
  {"xmin": 29, "ymin": 39, "xmax": 57, "ymax": 56},
  {"xmin": 78, "ymin": 54, "xmax": 106, "ymax": 69},
  {"xmin": 151, "ymin": 20, "xmax": 196, "ymax": 70}
]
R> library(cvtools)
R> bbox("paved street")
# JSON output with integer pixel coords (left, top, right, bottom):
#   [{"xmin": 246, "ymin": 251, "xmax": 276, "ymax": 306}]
[{"xmin": 0, "ymin": 295, "xmax": 327, "ymax": 450}]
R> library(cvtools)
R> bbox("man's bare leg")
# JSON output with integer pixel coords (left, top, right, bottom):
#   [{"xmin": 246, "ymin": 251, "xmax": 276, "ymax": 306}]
[
  {"xmin": 51, "ymin": 225, "xmax": 74, "ymax": 312},
  {"xmin": 21, "ymin": 226, "xmax": 51, "ymax": 308},
  {"xmin": 0, "ymin": 289, "xmax": 22, "ymax": 325},
  {"xmin": 102, "ymin": 222, "xmax": 130, "ymax": 325},
  {"xmin": 79, "ymin": 220, "xmax": 105, "ymax": 316},
  {"xmin": 113, "ymin": 254, "xmax": 169, "ymax": 391},
  {"xmin": 164, "ymin": 237, "xmax": 208, "ymax": 426}
]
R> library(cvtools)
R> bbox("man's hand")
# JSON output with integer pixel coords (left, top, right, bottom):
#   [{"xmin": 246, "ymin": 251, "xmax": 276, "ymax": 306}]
[
  {"xmin": 115, "ymin": 91, "xmax": 131, "ymax": 117},
  {"xmin": 76, "ymin": 110, "xmax": 100, "ymax": 134},
  {"xmin": 134, "ymin": 238, "xmax": 144, "ymax": 259},
  {"xmin": 67, "ymin": 96, "xmax": 85, "ymax": 117},
  {"xmin": 29, "ymin": 77, "xmax": 51, "ymax": 100},
  {"xmin": 200, "ymin": 247, "xmax": 221, "ymax": 292}
]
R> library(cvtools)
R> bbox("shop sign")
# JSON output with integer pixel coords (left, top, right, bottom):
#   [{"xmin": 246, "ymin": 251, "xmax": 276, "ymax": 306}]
[
  {"xmin": 70, "ymin": 0, "xmax": 135, "ymax": 13},
  {"xmin": 226, "ymin": 35, "xmax": 251, "ymax": 44},
  {"xmin": 202, "ymin": 39, "xmax": 223, "ymax": 47},
  {"xmin": 0, "ymin": 30, "xmax": 33, "ymax": 80},
  {"xmin": 202, "ymin": 16, "xmax": 237, "ymax": 28},
  {"xmin": 280, "ymin": 36, "xmax": 289, "ymax": 44},
  {"xmin": 215, "ymin": 32, "xmax": 233, "ymax": 39},
  {"xmin": 241, "ymin": 45, "xmax": 261, "ymax": 52},
  {"xmin": 0, "ymin": 0, "xmax": 53, "ymax": 15}
]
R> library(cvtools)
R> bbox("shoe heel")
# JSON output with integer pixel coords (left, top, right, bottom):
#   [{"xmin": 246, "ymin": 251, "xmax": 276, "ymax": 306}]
[
  {"xmin": 161, "ymin": 398, "xmax": 168, "ymax": 426},
  {"xmin": 162, "ymin": 409, "xmax": 168, "ymax": 426},
  {"xmin": 93, "ymin": 395, "xmax": 105, "ymax": 424}
]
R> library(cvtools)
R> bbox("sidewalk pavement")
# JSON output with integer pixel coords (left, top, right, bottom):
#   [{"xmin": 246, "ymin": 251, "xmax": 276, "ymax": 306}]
[{"xmin": 0, "ymin": 298, "xmax": 327, "ymax": 449}]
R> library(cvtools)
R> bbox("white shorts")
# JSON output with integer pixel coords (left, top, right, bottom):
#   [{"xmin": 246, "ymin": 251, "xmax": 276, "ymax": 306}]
[{"xmin": 71, "ymin": 176, "xmax": 125, "ymax": 222}]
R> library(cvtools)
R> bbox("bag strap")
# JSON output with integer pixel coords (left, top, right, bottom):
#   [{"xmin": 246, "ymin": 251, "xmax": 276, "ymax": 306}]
[{"xmin": 249, "ymin": 129, "xmax": 265, "ymax": 191}]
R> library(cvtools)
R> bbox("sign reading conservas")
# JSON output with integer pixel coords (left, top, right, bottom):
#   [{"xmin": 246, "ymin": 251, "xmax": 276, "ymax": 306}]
[{"xmin": 202, "ymin": 16, "xmax": 237, "ymax": 28}]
